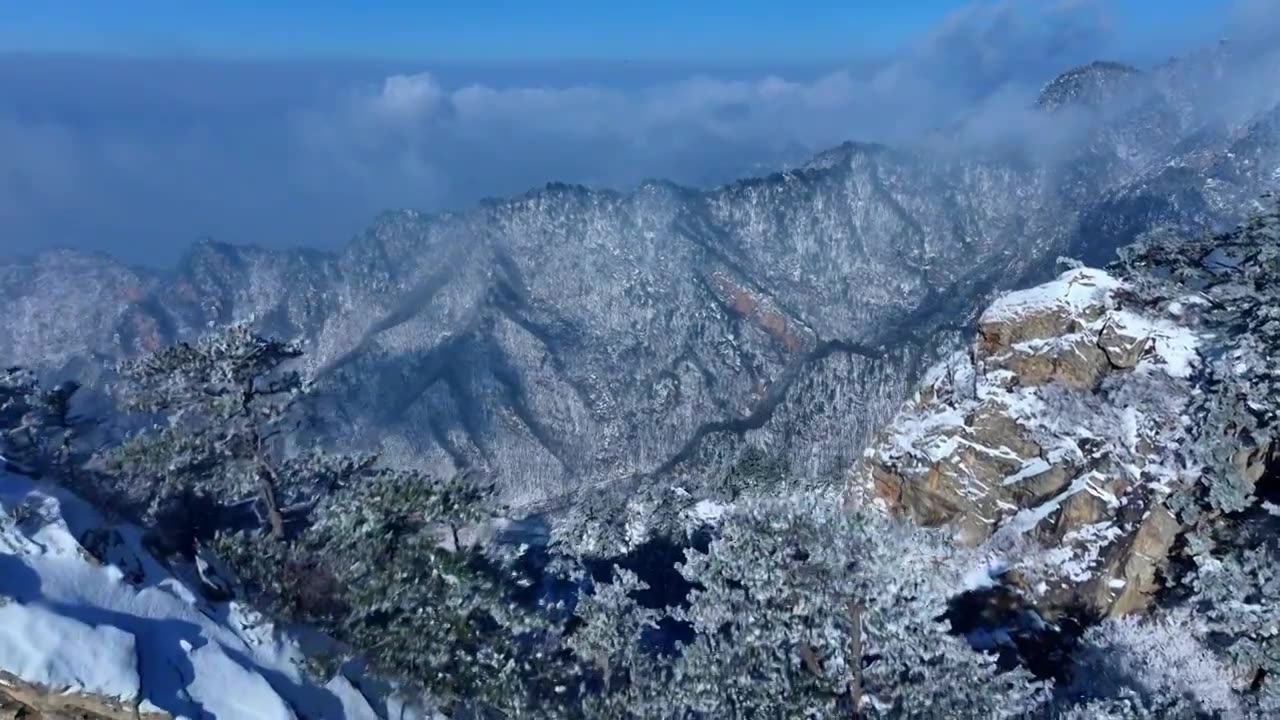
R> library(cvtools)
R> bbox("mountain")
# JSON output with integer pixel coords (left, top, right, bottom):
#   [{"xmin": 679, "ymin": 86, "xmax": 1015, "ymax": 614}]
[
  {"xmin": 1034, "ymin": 60, "xmax": 1143, "ymax": 112},
  {"xmin": 3, "ymin": 52, "xmax": 1279, "ymax": 510},
  {"xmin": 4, "ymin": 197, "xmax": 1277, "ymax": 720}
]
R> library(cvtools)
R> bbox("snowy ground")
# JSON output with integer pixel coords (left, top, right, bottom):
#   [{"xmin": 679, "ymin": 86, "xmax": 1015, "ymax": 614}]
[{"xmin": 0, "ymin": 468, "xmax": 426, "ymax": 719}]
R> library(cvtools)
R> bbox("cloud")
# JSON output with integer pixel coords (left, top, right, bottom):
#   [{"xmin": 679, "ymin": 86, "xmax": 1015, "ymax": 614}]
[
  {"xmin": 371, "ymin": 73, "xmax": 447, "ymax": 120},
  {"xmin": 0, "ymin": 1, "xmax": 1270, "ymax": 266},
  {"xmin": 322, "ymin": 2, "xmax": 1110, "ymax": 148},
  {"xmin": 892, "ymin": 0, "xmax": 1113, "ymax": 93}
]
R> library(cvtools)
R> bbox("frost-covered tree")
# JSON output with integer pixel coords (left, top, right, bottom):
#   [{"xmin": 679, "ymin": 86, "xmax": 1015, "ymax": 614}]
[
  {"xmin": 714, "ymin": 444, "xmax": 791, "ymax": 498},
  {"xmin": 1, "ymin": 367, "xmax": 94, "ymax": 486},
  {"xmin": 567, "ymin": 566, "xmax": 674, "ymax": 719},
  {"xmin": 1117, "ymin": 195, "xmax": 1280, "ymax": 517},
  {"xmin": 104, "ymin": 322, "xmax": 308, "ymax": 543},
  {"xmin": 567, "ymin": 496, "xmax": 1049, "ymax": 719},
  {"xmin": 91, "ymin": 324, "xmax": 577, "ymax": 715},
  {"xmin": 1114, "ymin": 195, "xmax": 1280, "ymax": 715},
  {"xmin": 680, "ymin": 498, "xmax": 1046, "ymax": 718},
  {"xmin": 218, "ymin": 465, "xmax": 581, "ymax": 718},
  {"xmin": 1172, "ymin": 529, "xmax": 1280, "ymax": 717},
  {"xmin": 1052, "ymin": 689, "xmax": 1196, "ymax": 720},
  {"xmin": 1068, "ymin": 614, "xmax": 1241, "ymax": 717},
  {"xmin": 2, "ymin": 367, "xmax": 53, "ymax": 473}
]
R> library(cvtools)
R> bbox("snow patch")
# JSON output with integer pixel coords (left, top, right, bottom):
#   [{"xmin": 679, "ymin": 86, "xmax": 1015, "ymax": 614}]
[
  {"xmin": 999, "ymin": 477, "xmax": 1087, "ymax": 536},
  {"xmin": 880, "ymin": 404, "xmax": 967, "ymax": 464},
  {"xmin": 0, "ymin": 470, "xmax": 425, "ymax": 719},
  {"xmin": 693, "ymin": 499, "xmax": 729, "ymax": 523},
  {"xmin": 1121, "ymin": 406, "xmax": 1140, "ymax": 453},
  {"xmin": 1109, "ymin": 309, "xmax": 1201, "ymax": 379},
  {"xmin": 1001, "ymin": 458, "xmax": 1053, "ymax": 486},
  {"xmin": 961, "ymin": 557, "xmax": 1009, "ymax": 591},
  {"xmin": 324, "ymin": 675, "xmax": 384, "ymax": 720},
  {"xmin": 0, "ymin": 602, "xmax": 140, "ymax": 702},
  {"xmin": 980, "ymin": 267, "xmax": 1121, "ymax": 325}
]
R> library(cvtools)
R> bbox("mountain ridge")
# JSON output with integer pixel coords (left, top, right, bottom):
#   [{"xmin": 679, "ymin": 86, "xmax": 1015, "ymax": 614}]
[{"xmin": 4, "ymin": 54, "xmax": 1280, "ymax": 507}]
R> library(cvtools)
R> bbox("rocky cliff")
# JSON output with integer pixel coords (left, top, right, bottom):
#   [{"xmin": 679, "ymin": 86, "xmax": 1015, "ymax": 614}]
[
  {"xmin": 858, "ymin": 264, "xmax": 1197, "ymax": 619},
  {"xmin": 857, "ymin": 196, "xmax": 1280, "ymax": 631}
]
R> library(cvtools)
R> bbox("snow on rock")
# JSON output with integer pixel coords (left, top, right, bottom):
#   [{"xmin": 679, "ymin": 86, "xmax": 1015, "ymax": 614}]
[
  {"xmin": 857, "ymin": 265, "xmax": 1203, "ymax": 619},
  {"xmin": 692, "ymin": 499, "xmax": 730, "ymax": 523},
  {"xmin": 1107, "ymin": 308, "xmax": 1201, "ymax": 379},
  {"xmin": 0, "ymin": 469, "xmax": 426, "ymax": 719},
  {"xmin": 0, "ymin": 603, "xmax": 140, "ymax": 703},
  {"xmin": 979, "ymin": 267, "xmax": 1122, "ymax": 328},
  {"xmin": 325, "ymin": 675, "xmax": 383, "ymax": 720}
]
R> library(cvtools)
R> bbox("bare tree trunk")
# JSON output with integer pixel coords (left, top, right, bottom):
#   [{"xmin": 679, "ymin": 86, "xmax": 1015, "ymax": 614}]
[
  {"xmin": 799, "ymin": 643, "xmax": 823, "ymax": 676},
  {"xmin": 849, "ymin": 601, "xmax": 864, "ymax": 718},
  {"xmin": 247, "ymin": 410, "xmax": 286, "ymax": 540},
  {"xmin": 256, "ymin": 463, "xmax": 286, "ymax": 540},
  {"xmin": 241, "ymin": 381, "xmax": 287, "ymax": 541}
]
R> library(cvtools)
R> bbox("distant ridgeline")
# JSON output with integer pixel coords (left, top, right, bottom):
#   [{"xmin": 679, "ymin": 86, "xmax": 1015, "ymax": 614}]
[{"xmin": 3, "ymin": 47, "xmax": 1280, "ymax": 510}]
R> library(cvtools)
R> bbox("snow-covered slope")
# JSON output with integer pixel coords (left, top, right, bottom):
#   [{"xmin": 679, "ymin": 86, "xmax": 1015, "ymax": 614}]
[{"xmin": 0, "ymin": 468, "xmax": 421, "ymax": 720}]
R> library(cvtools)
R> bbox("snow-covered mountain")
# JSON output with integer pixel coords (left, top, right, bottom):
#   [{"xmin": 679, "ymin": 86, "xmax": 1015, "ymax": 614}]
[
  {"xmin": 7, "ymin": 193, "xmax": 1276, "ymax": 718},
  {"xmin": 2, "ymin": 50, "xmax": 1279, "ymax": 514},
  {"xmin": 4, "ymin": 58, "xmax": 1280, "ymax": 711}
]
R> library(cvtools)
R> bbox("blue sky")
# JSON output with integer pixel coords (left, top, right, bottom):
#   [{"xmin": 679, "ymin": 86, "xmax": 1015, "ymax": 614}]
[
  {"xmin": 0, "ymin": 0, "xmax": 1260, "ymax": 265},
  {"xmin": 0, "ymin": 1, "xmax": 1226, "ymax": 65}
]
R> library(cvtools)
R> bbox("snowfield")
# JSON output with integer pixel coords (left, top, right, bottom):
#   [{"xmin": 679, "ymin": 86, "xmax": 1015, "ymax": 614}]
[{"xmin": 0, "ymin": 468, "xmax": 424, "ymax": 719}]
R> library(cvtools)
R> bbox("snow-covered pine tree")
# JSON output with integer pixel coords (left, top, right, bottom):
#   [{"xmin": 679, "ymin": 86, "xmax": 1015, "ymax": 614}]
[
  {"xmin": 1, "ymin": 367, "xmax": 88, "ymax": 479},
  {"xmin": 103, "ymin": 322, "xmax": 307, "ymax": 547},
  {"xmin": 567, "ymin": 495, "xmax": 1050, "ymax": 719},
  {"xmin": 1069, "ymin": 614, "xmax": 1240, "ymax": 717},
  {"xmin": 0, "ymin": 369, "xmax": 118, "ymax": 522},
  {"xmin": 1114, "ymin": 194, "xmax": 1280, "ymax": 715},
  {"xmin": 1117, "ymin": 195, "xmax": 1280, "ymax": 518},
  {"xmin": 218, "ymin": 464, "xmax": 583, "ymax": 718}
]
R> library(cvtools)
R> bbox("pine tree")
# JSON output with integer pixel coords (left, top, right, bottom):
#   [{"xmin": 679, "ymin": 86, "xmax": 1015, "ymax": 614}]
[
  {"xmin": 218, "ymin": 465, "xmax": 582, "ymax": 718},
  {"xmin": 568, "ymin": 495, "xmax": 1049, "ymax": 719},
  {"xmin": 1114, "ymin": 194, "xmax": 1280, "ymax": 716},
  {"xmin": 1, "ymin": 367, "xmax": 92, "ymax": 483},
  {"xmin": 103, "ymin": 322, "xmax": 307, "ymax": 546},
  {"xmin": 1068, "ymin": 614, "xmax": 1240, "ymax": 717}
]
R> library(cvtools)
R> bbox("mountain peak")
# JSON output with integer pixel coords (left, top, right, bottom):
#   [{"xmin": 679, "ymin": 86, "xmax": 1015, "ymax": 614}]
[
  {"xmin": 1036, "ymin": 60, "xmax": 1143, "ymax": 112},
  {"xmin": 799, "ymin": 140, "xmax": 889, "ymax": 171}
]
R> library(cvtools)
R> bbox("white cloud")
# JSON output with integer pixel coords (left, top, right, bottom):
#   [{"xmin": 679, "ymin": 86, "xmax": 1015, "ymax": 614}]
[
  {"xmin": 0, "ymin": 0, "xmax": 1272, "ymax": 265},
  {"xmin": 369, "ymin": 73, "xmax": 446, "ymax": 121}
]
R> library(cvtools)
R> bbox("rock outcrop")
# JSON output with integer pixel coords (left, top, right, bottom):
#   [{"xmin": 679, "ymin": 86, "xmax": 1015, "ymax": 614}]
[
  {"xmin": 0, "ymin": 671, "xmax": 169, "ymax": 720},
  {"xmin": 859, "ymin": 266, "xmax": 1204, "ymax": 619}
]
